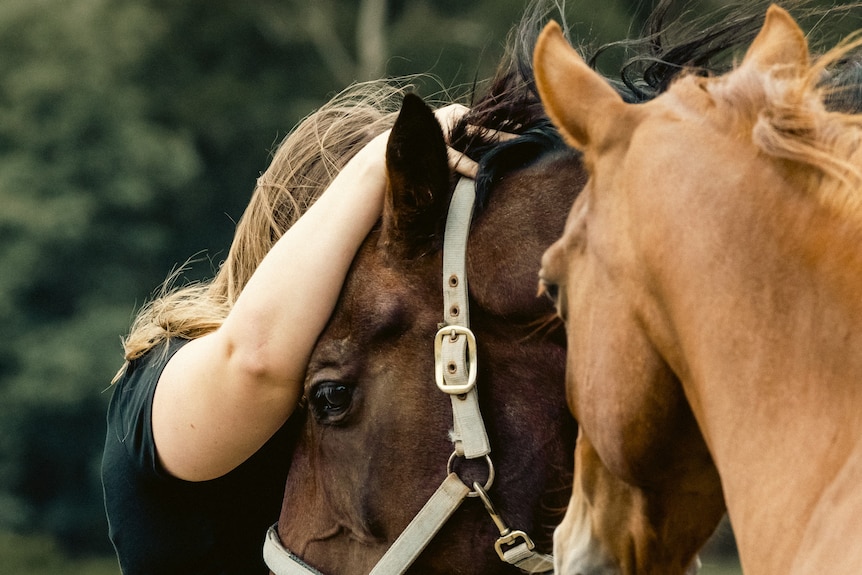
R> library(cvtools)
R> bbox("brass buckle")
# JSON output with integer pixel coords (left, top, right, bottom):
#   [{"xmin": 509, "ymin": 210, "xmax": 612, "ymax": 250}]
[
  {"xmin": 494, "ymin": 530, "xmax": 536, "ymax": 561},
  {"xmin": 472, "ymin": 481, "xmax": 537, "ymax": 560},
  {"xmin": 433, "ymin": 325, "xmax": 477, "ymax": 395}
]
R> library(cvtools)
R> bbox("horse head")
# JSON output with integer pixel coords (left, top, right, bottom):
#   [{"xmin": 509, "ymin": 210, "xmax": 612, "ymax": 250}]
[
  {"xmin": 535, "ymin": 4, "xmax": 862, "ymax": 575},
  {"xmin": 264, "ymin": 2, "xmax": 854, "ymax": 573},
  {"xmin": 532, "ymin": 16, "xmax": 732, "ymax": 575},
  {"xmin": 273, "ymin": 86, "xmax": 582, "ymax": 574}
]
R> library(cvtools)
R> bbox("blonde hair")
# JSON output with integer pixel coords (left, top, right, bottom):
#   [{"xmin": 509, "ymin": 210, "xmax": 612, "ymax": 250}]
[{"xmin": 115, "ymin": 79, "xmax": 418, "ymax": 380}]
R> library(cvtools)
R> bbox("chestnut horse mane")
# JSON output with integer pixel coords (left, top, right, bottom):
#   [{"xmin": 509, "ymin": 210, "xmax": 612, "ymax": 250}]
[{"xmin": 703, "ymin": 33, "xmax": 862, "ymax": 214}]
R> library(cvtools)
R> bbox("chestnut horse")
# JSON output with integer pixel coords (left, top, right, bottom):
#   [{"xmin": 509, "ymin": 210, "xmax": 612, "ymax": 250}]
[{"xmin": 536, "ymin": 5, "xmax": 862, "ymax": 575}]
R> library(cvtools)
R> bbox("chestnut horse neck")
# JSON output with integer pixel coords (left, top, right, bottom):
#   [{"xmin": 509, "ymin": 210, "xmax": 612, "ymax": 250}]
[
  {"xmin": 618, "ymin": 23, "xmax": 862, "ymax": 568},
  {"xmin": 264, "ymin": 178, "xmax": 554, "ymax": 575},
  {"xmin": 593, "ymin": 35, "xmax": 862, "ymax": 575},
  {"xmin": 637, "ymin": 107, "xmax": 862, "ymax": 571}
]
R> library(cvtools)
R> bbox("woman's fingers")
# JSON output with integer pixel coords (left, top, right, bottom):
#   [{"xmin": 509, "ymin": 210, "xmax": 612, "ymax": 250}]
[
  {"xmin": 433, "ymin": 104, "xmax": 478, "ymax": 178},
  {"xmin": 433, "ymin": 103, "xmax": 470, "ymax": 136},
  {"xmin": 433, "ymin": 103, "xmax": 522, "ymax": 179},
  {"xmin": 467, "ymin": 125, "xmax": 519, "ymax": 143},
  {"xmin": 447, "ymin": 147, "xmax": 479, "ymax": 179}
]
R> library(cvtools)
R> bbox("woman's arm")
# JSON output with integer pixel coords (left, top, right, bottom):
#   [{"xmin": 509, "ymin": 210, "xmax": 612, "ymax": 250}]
[{"xmin": 152, "ymin": 105, "xmax": 473, "ymax": 481}]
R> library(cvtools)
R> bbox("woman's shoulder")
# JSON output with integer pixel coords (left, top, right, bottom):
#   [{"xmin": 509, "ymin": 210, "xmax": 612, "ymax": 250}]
[
  {"xmin": 119, "ymin": 338, "xmax": 190, "ymax": 391},
  {"xmin": 105, "ymin": 338, "xmax": 192, "ymax": 463}
]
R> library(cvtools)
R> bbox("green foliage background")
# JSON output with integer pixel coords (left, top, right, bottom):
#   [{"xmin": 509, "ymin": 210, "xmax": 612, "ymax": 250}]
[{"xmin": 0, "ymin": 0, "xmax": 856, "ymax": 571}]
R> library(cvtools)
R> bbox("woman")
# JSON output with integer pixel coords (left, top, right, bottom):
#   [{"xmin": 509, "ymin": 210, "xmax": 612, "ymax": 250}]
[{"xmin": 101, "ymin": 83, "xmax": 475, "ymax": 574}]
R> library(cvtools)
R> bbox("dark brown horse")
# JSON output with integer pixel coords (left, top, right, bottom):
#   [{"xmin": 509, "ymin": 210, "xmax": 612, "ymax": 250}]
[
  {"xmin": 271, "ymin": 89, "xmax": 578, "ymax": 573},
  {"xmin": 265, "ymin": 1, "xmax": 835, "ymax": 573}
]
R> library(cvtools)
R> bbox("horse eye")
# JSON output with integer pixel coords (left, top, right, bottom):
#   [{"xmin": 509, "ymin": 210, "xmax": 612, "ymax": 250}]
[{"xmin": 310, "ymin": 382, "xmax": 354, "ymax": 421}]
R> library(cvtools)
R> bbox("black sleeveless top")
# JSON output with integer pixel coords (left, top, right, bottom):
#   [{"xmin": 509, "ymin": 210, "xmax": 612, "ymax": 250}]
[{"xmin": 101, "ymin": 339, "xmax": 295, "ymax": 574}]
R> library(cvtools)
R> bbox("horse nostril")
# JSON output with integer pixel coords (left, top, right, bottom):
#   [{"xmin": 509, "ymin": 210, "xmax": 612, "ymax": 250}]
[{"xmin": 539, "ymin": 279, "xmax": 559, "ymax": 304}]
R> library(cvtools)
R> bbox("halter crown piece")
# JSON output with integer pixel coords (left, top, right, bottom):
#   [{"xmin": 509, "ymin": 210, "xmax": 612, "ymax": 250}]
[{"xmin": 264, "ymin": 178, "xmax": 554, "ymax": 575}]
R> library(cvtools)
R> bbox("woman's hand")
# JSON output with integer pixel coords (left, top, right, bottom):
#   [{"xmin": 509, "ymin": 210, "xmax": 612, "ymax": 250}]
[
  {"xmin": 434, "ymin": 103, "xmax": 479, "ymax": 179},
  {"xmin": 351, "ymin": 102, "xmax": 478, "ymax": 180}
]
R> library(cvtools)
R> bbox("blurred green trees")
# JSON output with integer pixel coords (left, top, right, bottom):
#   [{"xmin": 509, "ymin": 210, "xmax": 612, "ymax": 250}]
[
  {"xmin": 0, "ymin": 0, "xmax": 200, "ymax": 553},
  {"xmin": 0, "ymin": 0, "xmax": 855, "ymax": 570}
]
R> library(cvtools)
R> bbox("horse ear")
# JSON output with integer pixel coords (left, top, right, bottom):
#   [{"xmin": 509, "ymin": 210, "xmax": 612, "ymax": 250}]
[
  {"xmin": 382, "ymin": 93, "xmax": 451, "ymax": 258},
  {"xmin": 534, "ymin": 21, "xmax": 628, "ymax": 152},
  {"xmin": 741, "ymin": 5, "xmax": 809, "ymax": 74}
]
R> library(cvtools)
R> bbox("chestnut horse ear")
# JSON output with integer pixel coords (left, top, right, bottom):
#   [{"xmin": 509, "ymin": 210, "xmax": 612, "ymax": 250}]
[
  {"xmin": 382, "ymin": 93, "xmax": 451, "ymax": 258},
  {"xmin": 741, "ymin": 5, "xmax": 809, "ymax": 75},
  {"xmin": 534, "ymin": 21, "xmax": 628, "ymax": 152}
]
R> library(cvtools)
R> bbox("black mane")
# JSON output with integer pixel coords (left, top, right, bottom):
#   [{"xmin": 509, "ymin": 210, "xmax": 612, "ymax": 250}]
[{"xmin": 449, "ymin": 0, "xmax": 566, "ymax": 207}]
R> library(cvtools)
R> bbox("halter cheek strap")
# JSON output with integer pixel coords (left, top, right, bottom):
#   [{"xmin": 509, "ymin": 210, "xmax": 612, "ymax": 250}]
[
  {"xmin": 437, "ymin": 177, "xmax": 490, "ymax": 458},
  {"xmin": 264, "ymin": 178, "xmax": 554, "ymax": 575}
]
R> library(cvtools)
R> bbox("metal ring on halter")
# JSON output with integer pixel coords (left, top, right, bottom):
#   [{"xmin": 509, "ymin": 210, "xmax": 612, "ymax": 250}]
[{"xmin": 447, "ymin": 451, "xmax": 495, "ymax": 497}]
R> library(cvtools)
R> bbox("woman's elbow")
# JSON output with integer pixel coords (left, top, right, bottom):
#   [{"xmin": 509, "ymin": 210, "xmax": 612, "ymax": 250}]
[{"xmin": 220, "ymin": 332, "xmax": 305, "ymax": 394}]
